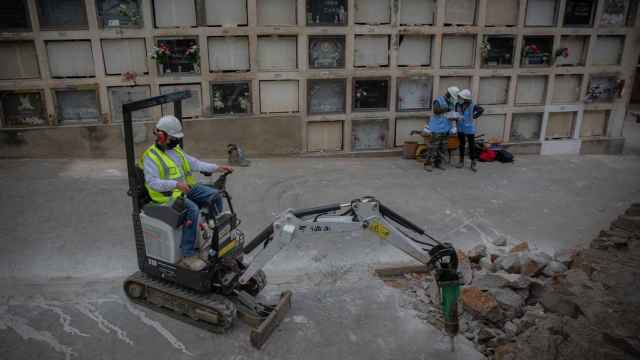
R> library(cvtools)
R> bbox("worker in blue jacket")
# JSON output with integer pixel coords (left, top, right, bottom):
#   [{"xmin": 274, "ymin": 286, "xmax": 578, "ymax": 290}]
[
  {"xmin": 421, "ymin": 95, "xmax": 456, "ymax": 171},
  {"xmin": 455, "ymin": 89, "xmax": 484, "ymax": 172}
]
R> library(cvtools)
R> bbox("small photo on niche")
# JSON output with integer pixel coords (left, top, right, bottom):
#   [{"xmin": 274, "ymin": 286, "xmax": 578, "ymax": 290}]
[
  {"xmin": 353, "ymin": 78, "xmax": 389, "ymax": 111},
  {"xmin": 210, "ymin": 82, "xmax": 252, "ymax": 115},
  {"xmin": 309, "ymin": 36, "xmax": 345, "ymax": 69}
]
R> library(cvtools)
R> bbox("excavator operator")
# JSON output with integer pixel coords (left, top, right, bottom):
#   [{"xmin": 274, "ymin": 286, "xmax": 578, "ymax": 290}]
[{"xmin": 141, "ymin": 115, "xmax": 233, "ymax": 271}]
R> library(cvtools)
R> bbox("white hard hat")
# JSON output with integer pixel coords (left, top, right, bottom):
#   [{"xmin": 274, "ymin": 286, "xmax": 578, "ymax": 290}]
[
  {"xmin": 447, "ymin": 86, "xmax": 461, "ymax": 99},
  {"xmin": 156, "ymin": 115, "xmax": 184, "ymax": 138},
  {"xmin": 458, "ymin": 89, "xmax": 472, "ymax": 101}
]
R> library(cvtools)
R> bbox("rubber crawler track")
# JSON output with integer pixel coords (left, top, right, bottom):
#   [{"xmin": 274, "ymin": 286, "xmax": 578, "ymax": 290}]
[{"xmin": 123, "ymin": 271, "xmax": 236, "ymax": 334}]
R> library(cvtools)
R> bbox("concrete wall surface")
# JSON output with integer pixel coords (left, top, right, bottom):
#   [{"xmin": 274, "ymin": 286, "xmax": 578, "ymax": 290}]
[{"xmin": 0, "ymin": 115, "xmax": 302, "ymax": 158}]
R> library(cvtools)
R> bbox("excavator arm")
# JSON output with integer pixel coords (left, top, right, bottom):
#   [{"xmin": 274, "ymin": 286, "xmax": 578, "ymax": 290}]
[{"xmin": 239, "ymin": 197, "xmax": 461, "ymax": 342}]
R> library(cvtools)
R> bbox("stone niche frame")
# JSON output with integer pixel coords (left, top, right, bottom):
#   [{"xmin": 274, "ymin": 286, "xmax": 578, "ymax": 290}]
[
  {"xmin": 354, "ymin": 35, "xmax": 390, "ymax": 68},
  {"xmin": 563, "ymin": 0, "xmax": 597, "ymax": 27},
  {"xmin": 585, "ymin": 74, "xmax": 620, "ymax": 103},
  {"xmin": 52, "ymin": 87, "xmax": 102, "ymax": 125},
  {"xmin": 397, "ymin": 35, "xmax": 432, "ymax": 67},
  {"xmin": 160, "ymin": 83, "xmax": 203, "ymax": 118},
  {"xmin": 591, "ymin": 35, "xmax": 625, "ymax": 66},
  {"xmin": 200, "ymin": 0, "xmax": 248, "ymax": 27},
  {"xmin": 208, "ymin": 36, "xmax": 251, "ymax": 72},
  {"xmin": 525, "ymin": 0, "xmax": 558, "ymax": 27},
  {"xmin": 309, "ymin": 36, "xmax": 346, "ymax": 69},
  {"xmin": 395, "ymin": 117, "xmax": 425, "ymax": 146},
  {"xmin": 46, "ymin": 40, "xmax": 96, "ymax": 79},
  {"xmin": 521, "ymin": 36, "xmax": 553, "ymax": 67},
  {"xmin": 306, "ymin": 0, "xmax": 348, "ymax": 26},
  {"xmin": 580, "ymin": 110, "xmax": 609, "ymax": 137},
  {"xmin": 108, "ymin": 85, "xmax": 152, "ymax": 123},
  {"xmin": 351, "ymin": 118, "xmax": 389, "ymax": 151},
  {"xmin": 0, "ymin": 41, "xmax": 41, "ymax": 80},
  {"xmin": 552, "ymin": 74, "xmax": 582, "ymax": 104},
  {"xmin": 0, "ymin": 90, "xmax": 48, "ymax": 128},
  {"xmin": 307, "ymin": 120, "xmax": 344, "ymax": 152},
  {"xmin": 545, "ymin": 111, "xmax": 577, "ymax": 140},
  {"xmin": 599, "ymin": 0, "xmax": 632, "ymax": 26},
  {"xmin": 257, "ymin": 35, "xmax": 298, "ymax": 71},
  {"xmin": 155, "ymin": 37, "xmax": 200, "ymax": 75},
  {"xmin": 444, "ymin": 0, "xmax": 477, "ymax": 25},
  {"xmin": 152, "ymin": 0, "xmax": 197, "ymax": 28},
  {"xmin": 96, "ymin": 0, "xmax": 144, "ymax": 28},
  {"xmin": 36, "ymin": 0, "xmax": 89, "ymax": 30},
  {"xmin": 210, "ymin": 81, "xmax": 253, "ymax": 116},
  {"xmin": 482, "ymin": 35, "xmax": 515, "ymax": 68},
  {"xmin": 478, "ymin": 77, "xmax": 510, "ymax": 105},
  {"xmin": 307, "ymin": 78, "xmax": 347, "ymax": 115},
  {"xmin": 354, "ymin": 0, "xmax": 391, "ymax": 25},
  {"xmin": 441, "ymin": 35, "xmax": 476, "ymax": 68},
  {"xmin": 399, "ymin": 0, "xmax": 435, "ymax": 25},
  {"xmin": 510, "ymin": 112, "xmax": 543, "ymax": 142},
  {"xmin": 0, "ymin": 0, "xmax": 32, "ymax": 31},
  {"xmin": 515, "ymin": 75, "xmax": 548, "ymax": 105},
  {"xmin": 396, "ymin": 77, "xmax": 433, "ymax": 112},
  {"xmin": 485, "ymin": 0, "xmax": 519, "ymax": 26},
  {"xmin": 257, "ymin": 0, "xmax": 297, "ymax": 26},
  {"xmin": 556, "ymin": 35, "xmax": 589, "ymax": 66},
  {"xmin": 259, "ymin": 80, "xmax": 300, "ymax": 114},
  {"xmin": 101, "ymin": 38, "xmax": 148, "ymax": 76},
  {"xmin": 352, "ymin": 77, "xmax": 390, "ymax": 112},
  {"xmin": 477, "ymin": 114, "xmax": 507, "ymax": 142}
]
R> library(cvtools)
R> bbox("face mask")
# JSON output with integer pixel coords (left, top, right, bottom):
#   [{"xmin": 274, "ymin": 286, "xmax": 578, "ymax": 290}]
[{"xmin": 167, "ymin": 138, "xmax": 180, "ymax": 149}]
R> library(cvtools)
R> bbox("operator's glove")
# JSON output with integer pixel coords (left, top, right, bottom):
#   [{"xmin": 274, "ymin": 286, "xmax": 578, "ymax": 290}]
[
  {"xmin": 422, "ymin": 126, "xmax": 432, "ymax": 136},
  {"xmin": 450, "ymin": 126, "xmax": 458, "ymax": 135}
]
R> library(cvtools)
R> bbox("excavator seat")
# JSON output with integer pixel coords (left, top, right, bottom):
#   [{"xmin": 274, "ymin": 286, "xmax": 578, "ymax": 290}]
[{"xmin": 136, "ymin": 165, "xmax": 185, "ymax": 228}]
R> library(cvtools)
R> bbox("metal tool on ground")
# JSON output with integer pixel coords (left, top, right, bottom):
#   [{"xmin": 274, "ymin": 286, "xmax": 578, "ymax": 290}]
[
  {"xmin": 227, "ymin": 144, "xmax": 250, "ymax": 167},
  {"xmin": 121, "ymin": 92, "xmax": 461, "ymax": 350}
]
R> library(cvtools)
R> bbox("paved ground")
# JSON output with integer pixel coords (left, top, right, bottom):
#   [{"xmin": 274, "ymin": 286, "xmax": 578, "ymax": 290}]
[{"xmin": 2, "ymin": 140, "xmax": 640, "ymax": 359}]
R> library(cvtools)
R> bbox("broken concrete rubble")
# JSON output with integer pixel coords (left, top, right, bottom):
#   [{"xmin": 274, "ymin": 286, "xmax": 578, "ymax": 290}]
[
  {"xmin": 496, "ymin": 254, "xmax": 521, "ymax": 274},
  {"xmin": 467, "ymin": 244, "xmax": 487, "ymax": 263},
  {"xmin": 461, "ymin": 287, "xmax": 502, "ymax": 323},
  {"xmin": 541, "ymin": 260, "xmax": 568, "ymax": 277},
  {"xmin": 509, "ymin": 241, "xmax": 529, "ymax": 254},
  {"xmin": 386, "ymin": 204, "xmax": 640, "ymax": 359},
  {"xmin": 552, "ymin": 248, "xmax": 577, "ymax": 267},
  {"xmin": 491, "ymin": 236, "xmax": 508, "ymax": 246}
]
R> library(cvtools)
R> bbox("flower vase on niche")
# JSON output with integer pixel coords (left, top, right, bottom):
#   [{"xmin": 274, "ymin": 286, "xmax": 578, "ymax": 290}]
[{"xmin": 527, "ymin": 54, "xmax": 545, "ymax": 65}]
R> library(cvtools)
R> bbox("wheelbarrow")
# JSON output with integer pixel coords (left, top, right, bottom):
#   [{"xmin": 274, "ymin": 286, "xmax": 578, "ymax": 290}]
[{"xmin": 414, "ymin": 134, "xmax": 460, "ymax": 165}]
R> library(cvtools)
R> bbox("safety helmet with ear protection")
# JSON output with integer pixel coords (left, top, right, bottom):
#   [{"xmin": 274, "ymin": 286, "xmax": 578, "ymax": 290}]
[
  {"xmin": 458, "ymin": 89, "xmax": 472, "ymax": 101},
  {"xmin": 447, "ymin": 86, "xmax": 461, "ymax": 100},
  {"xmin": 155, "ymin": 115, "xmax": 184, "ymax": 138}
]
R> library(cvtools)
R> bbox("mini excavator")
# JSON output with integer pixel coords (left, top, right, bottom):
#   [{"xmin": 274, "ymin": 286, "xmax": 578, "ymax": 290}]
[{"xmin": 122, "ymin": 91, "xmax": 461, "ymax": 349}]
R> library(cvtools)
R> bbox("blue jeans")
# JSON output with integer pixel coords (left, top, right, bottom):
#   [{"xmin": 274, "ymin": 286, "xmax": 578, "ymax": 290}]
[{"xmin": 180, "ymin": 184, "xmax": 224, "ymax": 257}]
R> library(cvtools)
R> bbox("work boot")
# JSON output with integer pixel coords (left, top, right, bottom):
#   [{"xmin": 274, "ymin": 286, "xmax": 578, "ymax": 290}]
[
  {"xmin": 470, "ymin": 160, "xmax": 477, "ymax": 172},
  {"xmin": 455, "ymin": 160, "xmax": 465, "ymax": 168},
  {"xmin": 179, "ymin": 255, "xmax": 207, "ymax": 271},
  {"xmin": 424, "ymin": 161, "xmax": 433, "ymax": 172},
  {"xmin": 435, "ymin": 161, "xmax": 446, "ymax": 171}
]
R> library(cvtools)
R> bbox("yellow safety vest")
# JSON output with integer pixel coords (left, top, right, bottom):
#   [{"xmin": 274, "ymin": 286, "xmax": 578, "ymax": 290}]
[{"xmin": 142, "ymin": 144, "xmax": 196, "ymax": 204}]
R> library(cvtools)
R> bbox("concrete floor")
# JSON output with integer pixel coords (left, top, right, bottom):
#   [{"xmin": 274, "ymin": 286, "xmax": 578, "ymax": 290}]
[{"xmin": 2, "ymin": 142, "xmax": 640, "ymax": 359}]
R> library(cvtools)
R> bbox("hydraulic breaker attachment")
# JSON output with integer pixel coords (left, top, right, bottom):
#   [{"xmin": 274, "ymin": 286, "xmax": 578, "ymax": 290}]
[{"xmin": 233, "ymin": 290, "xmax": 292, "ymax": 349}]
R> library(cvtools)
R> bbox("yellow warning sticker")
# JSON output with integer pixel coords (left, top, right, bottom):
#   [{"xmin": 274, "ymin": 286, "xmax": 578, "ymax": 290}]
[{"xmin": 369, "ymin": 219, "xmax": 390, "ymax": 240}]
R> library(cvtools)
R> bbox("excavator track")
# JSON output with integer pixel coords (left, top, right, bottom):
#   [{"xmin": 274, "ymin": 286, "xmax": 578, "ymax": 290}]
[{"xmin": 124, "ymin": 271, "xmax": 236, "ymax": 334}]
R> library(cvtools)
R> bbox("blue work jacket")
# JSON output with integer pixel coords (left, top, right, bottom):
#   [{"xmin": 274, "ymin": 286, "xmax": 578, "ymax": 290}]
[
  {"xmin": 428, "ymin": 96, "xmax": 452, "ymax": 134},
  {"xmin": 458, "ymin": 102, "xmax": 484, "ymax": 135}
]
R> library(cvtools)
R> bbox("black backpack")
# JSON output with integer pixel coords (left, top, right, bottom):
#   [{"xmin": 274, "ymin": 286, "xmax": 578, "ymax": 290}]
[{"xmin": 495, "ymin": 150, "xmax": 514, "ymax": 163}]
